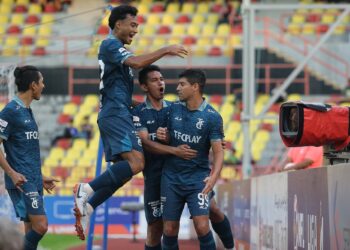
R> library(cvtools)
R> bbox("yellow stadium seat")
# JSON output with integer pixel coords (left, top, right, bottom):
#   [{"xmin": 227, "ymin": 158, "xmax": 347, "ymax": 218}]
[
  {"xmin": 137, "ymin": 3, "xmax": 149, "ymax": 15},
  {"xmin": 171, "ymin": 24, "xmax": 185, "ymax": 35},
  {"xmin": 217, "ymin": 23, "xmax": 230, "ymax": 35},
  {"xmin": 296, "ymin": 8, "xmax": 308, "ymax": 15},
  {"xmin": 197, "ymin": 2, "xmax": 209, "ymax": 14},
  {"xmin": 181, "ymin": 3, "xmax": 195, "ymax": 14},
  {"xmin": 291, "ymin": 14, "xmax": 305, "ymax": 24},
  {"xmin": 101, "ymin": 13, "xmax": 110, "ymax": 26},
  {"xmin": 41, "ymin": 14, "xmax": 54, "ymax": 23},
  {"xmin": 0, "ymin": 4, "xmax": 11, "ymax": 14},
  {"xmin": 77, "ymin": 158, "xmax": 94, "ymax": 167},
  {"xmin": 322, "ymin": 13, "xmax": 335, "ymax": 24},
  {"xmin": 18, "ymin": 46, "xmax": 31, "ymax": 57},
  {"xmin": 152, "ymin": 37, "xmax": 166, "ymax": 47},
  {"xmin": 310, "ymin": 8, "xmax": 323, "ymax": 14},
  {"xmin": 35, "ymin": 38, "xmax": 49, "ymax": 47},
  {"xmin": 63, "ymin": 103, "xmax": 78, "ymax": 115},
  {"xmin": 192, "ymin": 14, "xmax": 205, "ymax": 24},
  {"xmin": 287, "ymin": 23, "xmax": 300, "ymax": 35},
  {"xmin": 142, "ymin": 25, "xmax": 155, "ymax": 36},
  {"xmin": 193, "ymin": 46, "xmax": 207, "ymax": 57},
  {"xmin": 23, "ymin": 26, "xmax": 36, "ymax": 36},
  {"xmin": 207, "ymin": 14, "xmax": 219, "ymax": 25},
  {"xmin": 166, "ymin": 3, "xmax": 179, "ymax": 14},
  {"xmin": 5, "ymin": 37, "xmax": 19, "ymax": 47},
  {"xmin": 168, "ymin": 37, "xmax": 181, "ymax": 45},
  {"xmin": 11, "ymin": 14, "xmax": 24, "ymax": 25},
  {"xmin": 197, "ymin": 37, "xmax": 211, "ymax": 47},
  {"xmin": 2, "ymin": 47, "xmax": 16, "ymax": 57},
  {"xmin": 38, "ymin": 26, "xmax": 52, "ymax": 36},
  {"xmin": 61, "ymin": 158, "xmax": 76, "ymax": 167},
  {"xmin": 17, "ymin": 0, "xmax": 29, "ymax": 4},
  {"xmin": 136, "ymin": 37, "xmax": 150, "ymax": 46},
  {"xmin": 187, "ymin": 24, "xmax": 201, "ymax": 36},
  {"xmin": 325, "ymin": 8, "xmax": 339, "ymax": 15},
  {"xmin": 2, "ymin": 0, "xmax": 14, "ymax": 4},
  {"xmin": 162, "ymin": 13, "xmax": 174, "ymax": 25},
  {"xmin": 230, "ymin": 35, "xmax": 241, "ymax": 46},
  {"xmin": 0, "ymin": 15, "xmax": 9, "ymax": 25},
  {"xmin": 72, "ymin": 138, "xmax": 88, "ymax": 149},
  {"xmin": 333, "ymin": 25, "xmax": 346, "ymax": 35},
  {"xmin": 44, "ymin": 157, "xmax": 60, "ymax": 168},
  {"xmin": 146, "ymin": 14, "xmax": 160, "ymax": 25},
  {"xmin": 302, "ymin": 23, "xmax": 315, "ymax": 35},
  {"xmin": 213, "ymin": 37, "xmax": 225, "ymax": 46},
  {"xmin": 202, "ymin": 25, "xmax": 215, "ymax": 36},
  {"xmin": 28, "ymin": 4, "xmax": 42, "ymax": 14}
]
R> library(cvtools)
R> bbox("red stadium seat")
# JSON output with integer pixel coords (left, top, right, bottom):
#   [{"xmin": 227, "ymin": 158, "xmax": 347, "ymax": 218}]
[
  {"xmin": 57, "ymin": 113, "xmax": 72, "ymax": 124},
  {"xmin": 210, "ymin": 95, "xmax": 223, "ymax": 105},
  {"xmin": 97, "ymin": 25, "xmax": 109, "ymax": 35},
  {"xmin": 316, "ymin": 24, "xmax": 328, "ymax": 33},
  {"xmin": 13, "ymin": 5, "xmax": 27, "ymax": 13},
  {"xmin": 151, "ymin": 3, "xmax": 164, "ymax": 13},
  {"xmin": 26, "ymin": 15, "xmax": 40, "ymax": 24},
  {"xmin": 211, "ymin": 4, "xmax": 222, "ymax": 13},
  {"xmin": 21, "ymin": 36, "xmax": 34, "ymax": 45},
  {"xmin": 32, "ymin": 47, "xmax": 47, "ymax": 56},
  {"xmin": 7, "ymin": 25, "xmax": 21, "ymax": 34},
  {"xmin": 157, "ymin": 25, "xmax": 171, "ymax": 34},
  {"xmin": 176, "ymin": 14, "xmax": 191, "ymax": 24},
  {"xmin": 183, "ymin": 36, "xmax": 197, "ymax": 45},
  {"xmin": 71, "ymin": 95, "xmax": 83, "ymax": 105},
  {"xmin": 44, "ymin": 3, "xmax": 56, "ymax": 13},
  {"xmin": 56, "ymin": 138, "xmax": 72, "ymax": 149},
  {"xmin": 136, "ymin": 15, "xmax": 145, "ymax": 24},
  {"xmin": 307, "ymin": 13, "xmax": 321, "ymax": 23},
  {"xmin": 208, "ymin": 46, "xmax": 222, "ymax": 56}
]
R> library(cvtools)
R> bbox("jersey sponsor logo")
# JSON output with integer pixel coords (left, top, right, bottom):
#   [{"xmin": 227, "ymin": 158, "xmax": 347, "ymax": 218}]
[
  {"xmin": 196, "ymin": 118, "xmax": 204, "ymax": 129},
  {"xmin": 118, "ymin": 48, "xmax": 126, "ymax": 53},
  {"xmin": 207, "ymin": 108, "xmax": 216, "ymax": 113},
  {"xmin": 174, "ymin": 130, "xmax": 201, "ymax": 144},
  {"xmin": 149, "ymin": 133, "xmax": 156, "ymax": 141},
  {"xmin": 0, "ymin": 119, "xmax": 8, "ymax": 127},
  {"xmin": 174, "ymin": 116, "xmax": 182, "ymax": 121},
  {"xmin": 24, "ymin": 119, "xmax": 31, "ymax": 123},
  {"xmin": 146, "ymin": 120, "xmax": 155, "ymax": 124},
  {"xmin": 148, "ymin": 200, "xmax": 162, "ymax": 218},
  {"xmin": 25, "ymin": 131, "xmax": 39, "ymax": 140},
  {"xmin": 197, "ymin": 193, "xmax": 209, "ymax": 209}
]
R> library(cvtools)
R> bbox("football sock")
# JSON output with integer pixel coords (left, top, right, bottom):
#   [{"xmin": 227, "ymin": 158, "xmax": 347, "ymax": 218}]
[
  {"xmin": 198, "ymin": 231, "xmax": 216, "ymax": 250},
  {"xmin": 162, "ymin": 234, "xmax": 179, "ymax": 250},
  {"xmin": 24, "ymin": 230, "xmax": 43, "ymax": 250},
  {"xmin": 211, "ymin": 215, "xmax": 234, "ymax": 249},
  {"xmin": 145, "ymin": 243, "xmax": 162, "ymax": 250}
]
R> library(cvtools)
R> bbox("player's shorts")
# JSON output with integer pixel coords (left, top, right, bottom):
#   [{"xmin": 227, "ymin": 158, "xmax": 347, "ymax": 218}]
[
  {"xmin": 161, "ymin": 177, "xmax": 210, "ymax": 221},
  {"xmin": 144, "ymin": 178, "xmax": 162, "ymax": 224},
  {"xmin": 7, "ymin": 182, "xmax": 45, "ymax": 222},
  {"xmin": 98, "ymin": 115, "xmax": 143, "ymax": 162}
]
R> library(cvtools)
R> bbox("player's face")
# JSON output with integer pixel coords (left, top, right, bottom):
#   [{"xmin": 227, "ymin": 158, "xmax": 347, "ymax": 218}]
[
  {"xmin": 177, "ymin": 77, "xmax": 194, "ymax": 102},
  {"xmin": 145, "ymin": 71, "xmax": 165, "ymax": 101},
  {"xmin": 32, "ymin": 72, "xmax": 45, "ymax": 100},
  {"xmin": 116, "ymin": 14, "xmax": 138, "ymax": 45}
]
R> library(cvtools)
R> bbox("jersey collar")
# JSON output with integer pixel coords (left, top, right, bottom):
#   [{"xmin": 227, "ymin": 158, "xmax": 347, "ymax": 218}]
[
  {"xmin": 180, "ymin": 98, "xmax": 208, "ymax": 111},
  {"xmin": 13, "ymin": 96, "xmax": 27, "ymax": 108},
  {"xmin": 145, "ymin": 98, "xmax": 169, "ymax": 110},
  {"xmin": 107, "ymin": 34, "xmax": 123, "ymax": 44}
]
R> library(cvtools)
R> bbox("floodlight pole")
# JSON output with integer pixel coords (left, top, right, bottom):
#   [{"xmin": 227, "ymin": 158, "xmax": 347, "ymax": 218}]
[{"xmin": 241, "ymin": 0, "xmax": 254, "ymax": 178}]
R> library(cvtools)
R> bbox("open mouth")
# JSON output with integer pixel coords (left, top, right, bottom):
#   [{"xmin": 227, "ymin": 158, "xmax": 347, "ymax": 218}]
[{"xmin": 159, "ymin": 87, "xmax": 164, "ymax": 94}]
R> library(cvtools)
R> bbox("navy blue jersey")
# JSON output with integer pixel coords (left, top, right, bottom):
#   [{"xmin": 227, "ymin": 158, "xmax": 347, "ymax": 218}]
[
  {"xmin": 0, "ymin": 97, "xmax": 42, "ymax": 190},
  {"xmin": 98, "ymin": 35, "xmax": 134, "ymax": 118},
  {"xmin": 132, "ymin": 99, "xmax": 171, "ymax": 182},
  {"xmin": 163, "ymin": 100, "xmax": 224, "ymax": 185}
]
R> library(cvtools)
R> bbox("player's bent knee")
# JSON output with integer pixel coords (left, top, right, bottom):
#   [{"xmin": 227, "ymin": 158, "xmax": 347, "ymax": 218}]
[
  {"xmin": 163, "ymin": 222, "xmax": 179, "ymax": 236},
  {"xmin": 32, "ymin": 221, "xmax": 48, "ymax": 235}
]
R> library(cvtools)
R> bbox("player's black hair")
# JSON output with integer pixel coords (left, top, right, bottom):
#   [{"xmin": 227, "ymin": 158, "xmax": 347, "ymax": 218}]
[
  {"xmin": 108, "ymin": 5, "xmax": 138, "ymax": 30},
  {"xmin": 179, "ymin": 69, "xmax": 206, "ymax": 93},
  {"xmin": 13, "ymin": 65, "xmax": 40, "ymax": 92},
  {"xmin": 138, "ymin": 65, "xmax": 161, "ymax": 85}
]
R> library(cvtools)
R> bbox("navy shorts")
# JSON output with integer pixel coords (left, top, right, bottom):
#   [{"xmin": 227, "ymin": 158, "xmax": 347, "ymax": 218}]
[
  {"xmin": 161, "ymin": 177, "xmax": 210, "ymax": 221},
  {"xmin": 7, "ymin": 182, "xmax": 45, "ymax": 222},
  {"xmin": 98, "ymin": 115, "xmax": 143, "ymax": 162},
  {"xmin": 144, "ymin": 179, "xmax": 162, "ymax": 224}
]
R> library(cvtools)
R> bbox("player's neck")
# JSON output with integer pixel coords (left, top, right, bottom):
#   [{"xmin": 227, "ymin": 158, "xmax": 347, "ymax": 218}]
[
  {"xmin": 147, "ymin": 96, "xmax": 163, "ymax": 110},
  {"xmin": 186, "ymin": 96, "xmax": 203, "ymax": 111},
  {"xmin": 17, "ymin": 93, "xmax": 33, "ymax": 108}
]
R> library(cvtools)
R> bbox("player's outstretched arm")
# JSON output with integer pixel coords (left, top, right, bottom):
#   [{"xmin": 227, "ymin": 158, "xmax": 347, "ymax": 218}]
[
  {"xmin": 0, "ymin": 139, "xmax": 27, "ymax": 191},
  {"xmin": 139, "ymin": 130, "xmax": 197, "ymax": 160},
  {"xmin": 124, "ymin": 45, "xmax": 188, "ymax": 69},
  {"xmin": 202, "ymin": 140, "xmax": 224, "ymax": 195}
]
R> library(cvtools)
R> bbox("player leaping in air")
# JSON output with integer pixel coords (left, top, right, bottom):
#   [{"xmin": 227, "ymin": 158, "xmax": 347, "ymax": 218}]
[{"xmin": 72, "ymin": 4, "xmax": 188, "ymax": 241}]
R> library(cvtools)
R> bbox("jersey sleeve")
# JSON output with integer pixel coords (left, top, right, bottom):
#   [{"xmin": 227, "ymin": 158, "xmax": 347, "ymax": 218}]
[
  {"xmin": 105, "ymin": 40, "xmax": 133, "ymax": 65},
  {"xmin": 209, "ymin": 113, "xmax": 224, "ymax": 142},
  {"xmin": 0, "ymin": 108, "xmax": 13, "ymax": 140}
]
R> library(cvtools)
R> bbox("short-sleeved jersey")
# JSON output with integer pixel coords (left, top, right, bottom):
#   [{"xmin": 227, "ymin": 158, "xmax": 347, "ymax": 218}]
[
  {"xmin": 0, "ymin": 97, "xmax": 42, "ymax": 190},
  {"xmin": 98, "ymin": 35, "xmax": 134, "ymax": 118},
  {"xmin": 132, "ymin": 99, "xmax": 172, "ymax": 182},
  {"xmin": 163, "ymin": 100, "xmax": 224, "ymax": 185}
]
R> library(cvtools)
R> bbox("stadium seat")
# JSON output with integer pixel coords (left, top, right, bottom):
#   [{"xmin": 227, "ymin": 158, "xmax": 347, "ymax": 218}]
[
  {"xmin": 202, "ymin": 25, "xmax": 215, "ymax": 36},
  {"xmin": 5, "ymin": 37, "xmax": 19, "ymax": 47},
  {"xmin": 2, "ymin": 47, "xmax": 16, "ymax": 56},
  {"xmin": 193, "ymin": 46, "xmax": 207, "ymax": 57},
  {"xmin": 60, "ymin": 158, "xmax": 76, "ymax": 168},
  {"xmin": 157, "ymin": 25, "xmax": 171, "ymax": 35},
  {"xmin": 44, "ymin": 3, "xmax": 56, "ymax": 13},
  {"xmin": 137, "ymin": 3, "xmax": 149, "ymax": 15},
  {"xmin": 197, "ymin": 2, "xmax": 209, "ymax": 14},
  {"xmin": 192, "ymin": 14, "xmax": 205, "ymax": 24},
  {"xmin": 181, "ymin": 3, "xmax": 195, "ymax": 14},
  {"xmin": 97, "ymin": 25, "xmax": 109, "ymax": 35},
  {"xmin": 321, "ymin": 13, "xmax": 335, "ymax": 24},
  {"xmin": 161, "ymin": 14, "xmax": 175, "ymax": 25},
  {"xmin": 187, "ymin": 24, "xmax": 201, "ymax": 36},
  {"xmin": 2, "ymin": 0, "xmax": 14, "ymax": 4},
  {"xmin": 28, "ymin": 4, "xmax": 42, "ymax": 14},
  {"xmin": 306, "ymin": 13, "xmax": 321, "ymax": 23},
  {"xmin": 150, "ymin": 3, "xmax": 164, "ymax": 13},
  {"xmin": 183, "ymin": 36, "xmax": 197, "ymax": 45},
  {"xmin": 36, "ymin": 38, "xmax": 49, "ymax": 47},
  {"xmin": 166, "ymin": 2, "xmax": 179, "ymax": 14},
  {"xmin": 41, "ymin": 14, "xmax": 54, "ymax": 23},
  {"xmin": 213, "ymin": 37, "xmax": 225, "ymax": 46},
  {"xmin": 217, "ymin": 23, "xmax": 230, "ymax": 35},
  {"xmin": 207, "ymin": 14, "xmax": 219, "ymax": 25},
  {"xmin": 171, "ymin": 25, "xmax": 186, "ymax": 36},
  {"xmin": 176, "ymin": 14, "xmax": 191, "ymax": 24},
  {"xmin": 20, "ymin": 36, "xmax": 34, "ymax": 45},
  {"xmin": 18, "ymin": 46, "xmax": 31, "ymax": 57},
  {"xmin": 0, "ymin": 4, "xmax": 11, "ymax": 14},
  {"xmin": 152, "ymin": 37, "xmax": 166, "ymax": 48},
  {"xmin": 302, "ymin": 23, "xmax": 315, "ymax": 35},
  {"xmin": 136, "ymin": 15, "xmax": 145, "ymax": 24},
  {"xmin": 142, "ymin": 25, "xmax": 155, "ymax": 36},
  {"xmin": 146, "ymin": 14, "xmax": 160, "ymax": 25},
  {"xmin": 291, "ymin": 14, "xmax": 305, "ymax": 24},
  {"xmin": 7, "ymin": 25, "xmax": 21, "ymax": 34},
  {"xmin": 168, "ymin": 37, "xmax": 181, "ymax": 45},
  {"xmin": 316, "ymin": 24, "xmax": 328, "ymax": 34},
  {"xmin": 334, "ymin": 25, "xmax": 346, "ymax": 35},
  {"xmin": 13, "ymin": 5, "xmax": 27, "ymax": 13},
  {"xmin": 17, "ymin": 0, "xmax": 29, "ymax": 5},
  {"xmin": 23, "ymin": 26, "xmax": 36, "ymax": 36},
  {"xmin": 38, "ymin": 25, "xmax": 52, "ymax": 36},
  {"xmin": 287, "ymin": 23, "xmax": 300, "ymax": 35},
  {"xmin": 25, "ymin": 14, "xmax": 40, "ymax": 24},
  {"xmin": 197, "ymin": 37, "xmax": 211, "ymax": 47},
  {"xmin": 0, "ymin": 15, "xmax": 9, "ymax": 25},
  {"xmin": 10, "ymin": 14, "xmax": 24, "ymax": 25}
]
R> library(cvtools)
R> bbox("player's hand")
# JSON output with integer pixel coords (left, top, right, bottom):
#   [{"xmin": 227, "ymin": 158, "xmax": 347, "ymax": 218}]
[
  {"xmin": 221, "ymin": 140, "xmax": 226, "ymax": 150},
  {"xmin": 43, "ymin": 176, "xmax": 60, "ymax": 194},
  {"xmin": 9, "ymin": 171, "xmax": 27, "ymax": 192},
  {"xmin": 156, "ymin": 127, "xmax": 169, "ymax": 143},
  {"xmin": 165, "ymin": 45, "xmax": 188, "ymax": 58},
  {"xmin": 201, "ymin": 176, "xmax": 217, "ymax": 195},
  {"xmin": 175, "ymin": 144, "xmax": 197, "ymax": 160}
]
